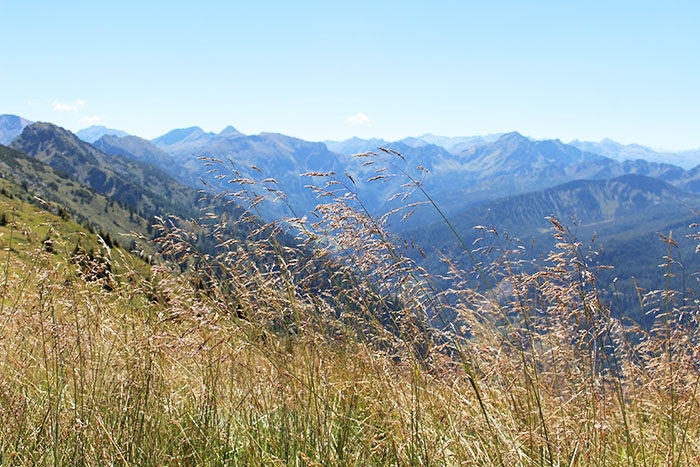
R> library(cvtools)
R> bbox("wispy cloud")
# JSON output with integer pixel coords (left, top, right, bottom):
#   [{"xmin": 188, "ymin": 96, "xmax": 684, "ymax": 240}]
[
  {"xmin": 345, "ymin": 112, "xmax": 371, "ymax": 126},
  {"xmin": 79, "ymin": 116, "xmax": 103, "ymax": 126},
  {"xmin": 52, "ymin": 99, "xmax": 86, "ymax": 113},
  {"xmin": 27, "ymin": 100, "xmax": 40, "ymax": 107}
]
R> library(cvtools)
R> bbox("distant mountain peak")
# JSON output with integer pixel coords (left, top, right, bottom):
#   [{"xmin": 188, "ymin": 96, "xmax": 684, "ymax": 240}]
[
  {"xmin": 324, "ymin": 137, "xmax": 391, "ymax": 154},
  {"xmin": 151, "ymin": 126, "xmax": 207, "ymax": 148},
  {"xmin": 0, "ymin": 114, "xmax": 34, "ymax": 145},
  {"xmin": 175, "ymin": 126, "xmax": 205, "ymax": 136},
  {"xmin": 94, "ymin": 133, "xmax": 177, "ymax": 170},
  {"xmin": 500, "ymin": 131, "xmax": 527, "ymax": 141},
  {"xmin": 494, "ymin": 131, "xmax": 531, "ymax": 148},
  {"xmin": 219, "ymin": 125, "xmax": 242, "ymax": 136},
  {"xmin": 566, "ymin": 138, "xmax": 700, "ymax": 168},
  {"xmin": 76, "ymin": 125, "xmax": 129, "ymax": 143},
  {"xmin": 347, "ymin": 136, "xmax": 383, "ymax": 143}
]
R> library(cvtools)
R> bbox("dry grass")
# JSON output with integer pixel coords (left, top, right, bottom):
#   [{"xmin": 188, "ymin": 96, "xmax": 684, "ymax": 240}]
[{"xmin": 1, "ymin": 150, "xmax": 700, "ymax": 465}]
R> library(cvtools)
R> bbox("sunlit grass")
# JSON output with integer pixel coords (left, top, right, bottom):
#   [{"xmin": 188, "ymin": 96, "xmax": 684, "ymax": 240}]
[{"xmin": 1, "ymin": 152, "xmax": 700, "ymax": 465}]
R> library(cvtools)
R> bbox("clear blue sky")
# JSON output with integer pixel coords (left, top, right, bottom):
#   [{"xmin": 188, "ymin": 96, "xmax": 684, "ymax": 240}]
[{"xmin": 1, "ymin": 1, "xmax": 698, "ymax": 149}]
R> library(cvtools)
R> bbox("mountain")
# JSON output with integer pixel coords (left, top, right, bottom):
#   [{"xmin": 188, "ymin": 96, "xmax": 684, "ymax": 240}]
[
  {"xmin": 674, "ymin": 149, "xmax": 700, "ymax": 169},
  {"xmin": 447, "ymin": 134, "xmax": 507, "ymax": 153},
  {"xmin": 569, "ymin": 138, "xmax": 659, "ymax": 161},
  {"xmin": 163, "ymin": 130, "xmax": 349, "ymax": 218},
  {"xmin": 327, "ymin": 132, "xmax": 686, "ymax": 220},
  {"xmin": 341, "ymin": 140, "xmax": 467, "ymax": 213},
  {"xmin": 149, "ymin": 126, "xmax": 467, "ymax": 220},
  {"xmin": 415, "ymin": 132, "xmax": 688, "ymax": 216},
  {"xmin": 151, "ymin": 125, "xmax": 245, "ymax": 157},
  {"xmin": 151, "ymin": 125, "xmax": 366, "ymax": 217},
  {"xmin": 219, "ymin": 124, "xmax": 243, "ymax": 137},
  {"xmin": 570, "ymin": 138, "xmax": 700, "ymax": 169},
  {"xmin": 146, "ymin": 126, "xmax": 693, "ymax": 228},
  {"xmin": 151, "ymin": 126, "xmax": 206, "ymax": 147},
  {"xmin": 406, "ymin": 173, "xmax": 700, "ymax": 322},
  {"xmin": 400, "ymin": 133, "xmax": 504, "ymax": 152},
  {"xmin": 76, "ymin": 125, "xmax": 129, "ymax": 143},
  {"xmin": 675, "ymin": 164, "xmax": 700, "ymax": 192},
  {"xmin": 10, "ymin": 122, "xmax": 235, "ymax": 222},
  {"xmin": 414, "ymin": 174, "xmax": 697, "ymax": 242},
  {"xmin": 324, "ymin": 137, "xmax": 390, "ymax": 155},
  {"xmin": 8, "ymin": 122, "xmax": 268, "ymax": 261},
  {"xmin": 0, "ymin": 143, "xmax": 149, "ymax": 240},
  {"xmin": 0, "ymin": 114, "xmax": 33, "ymax": 144},
  {"xmin": 328, "ymin": 133, "xmax": 506, "ymax": 154},
  {"xmin": 396, "ymin": 136, "xmax": 432, "ymax": 148},
  {"xmin": 457, "ymin": 132, "xmax": 596, "ymax": 177},
  {"xmin": 92, "ymin": 134, "xmax": 189, "ymax": 181}
]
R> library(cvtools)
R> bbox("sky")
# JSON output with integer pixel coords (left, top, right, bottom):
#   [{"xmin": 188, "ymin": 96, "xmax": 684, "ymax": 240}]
[{"xmin": 1, "ymin": 0, "xmax": 699, "ymax": 150}]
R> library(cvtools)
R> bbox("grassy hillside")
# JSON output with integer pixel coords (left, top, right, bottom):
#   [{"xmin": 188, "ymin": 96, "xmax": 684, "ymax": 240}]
[
  {"xmin": 11, "ymin": 122, "xmax": 228, "ymax": 222},
  {"xmin": 0, "ymin": 144, "xmax": 149, "ymax": 244},
  {"xmin": 8, "ymin": 124, "xmax": 265, "ymax": 259},
  {"xmin": 2, "ymin": 166, "xmax": 700, "ymax": 464}
]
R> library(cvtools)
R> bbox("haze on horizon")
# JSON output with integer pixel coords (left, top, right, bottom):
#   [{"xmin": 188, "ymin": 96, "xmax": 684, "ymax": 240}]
[{"xmin": 1, "ymin": 0, "xmax": 699, "ymax": 151}]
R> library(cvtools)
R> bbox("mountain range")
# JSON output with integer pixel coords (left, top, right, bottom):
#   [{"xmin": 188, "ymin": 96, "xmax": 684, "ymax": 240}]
[
  {"xmin": 325, "ymin": 133, "xmax": 505, "ymax": 154},
  {"xmin": 10, "ymin": 123, "xmax": 200, "ymax": 220},
  {"xmin": 147, "ymin": 126, "xmax": 700, "ymax": 226},
  {"xmin": 4, "ymin": 122, "xmax": 254, "ymax": 260},
  {"xmin": 4, "ymin": 112, "xmax": 698, "ymax": 229},
  {"xmin": 569, "ymin": 138, "xmax": 700, "ymax": 169},
  {"xmin": 408, "ymin": 173, "xmax": 700, "ymax": 249},
  {"xmin": 2, "ymin": 111, "xmax": 700, "ymax": 322}
]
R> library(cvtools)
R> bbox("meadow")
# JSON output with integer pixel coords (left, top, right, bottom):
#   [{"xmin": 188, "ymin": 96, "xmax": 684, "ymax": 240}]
[{"xmin": 1, "ymin": 151, "xmax": 699, "ymax": 465}]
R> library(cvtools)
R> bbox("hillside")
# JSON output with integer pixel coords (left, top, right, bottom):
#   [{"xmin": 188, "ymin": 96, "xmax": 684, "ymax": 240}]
[
  {"xmin": 93, "ymin": 134, "xmax": 193, "ymax": 184},
  {"xmin": 407, "ymin": 173, "xmax": 700, "ymax": 254},
  {"xmin": 11, "ymin": 123, "xmax": 225, "ymax": 221},
  {"xmin": 0, "ymin": 144, "xmax": 148, "ymax": 244},
  {"xmin": 428, "ymin": 173, "xmax": 698, "ymax": 238},
  {"xmin": 405, "ymin": 174, "xmax": 700, "ymax": 322}
]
